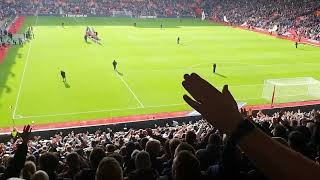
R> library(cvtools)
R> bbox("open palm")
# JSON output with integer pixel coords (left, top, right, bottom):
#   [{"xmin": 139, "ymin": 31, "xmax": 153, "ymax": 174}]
[{"xmin": 182, "ymin": 73, "xmax": 242, "ymax": 135}]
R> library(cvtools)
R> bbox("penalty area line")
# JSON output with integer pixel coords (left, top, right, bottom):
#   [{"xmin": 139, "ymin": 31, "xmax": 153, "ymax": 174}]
[
  {"xmin": 116, "ymin": 73, "xmax": 145, "ymax": 108},
  {"xmin": 12, "ymin": 44, "xmax": 33, "ymax": 119}
]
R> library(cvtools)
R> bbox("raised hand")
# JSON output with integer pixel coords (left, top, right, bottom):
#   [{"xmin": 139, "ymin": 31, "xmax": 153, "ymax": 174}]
[
  {"xmin": 182, "ymin": 73, "xmax": 242, "ymax": 135},
  {"xmin": 240, "ymin": 108, "xmax": 247, "ymax": 118},
  {"xmin": 240, "ymin": 108, "xmax": 253, "ymax": 121},
  {"xmin": 20, "ymin": 125, "xmax": 32, "ymax": 144}
]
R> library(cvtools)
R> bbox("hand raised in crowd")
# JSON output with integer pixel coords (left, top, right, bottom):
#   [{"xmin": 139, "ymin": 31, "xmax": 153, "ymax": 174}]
[
  {"xmin": 20, "ymin": 125, "xmax": 32, "ymax": 144},
  {"xmin": 240, "ymin": 108, "xmax": 253, "ymax": 121},
  {"xmin": 182, "ymin": 73, "xmax": 242, "ymax": 135}
]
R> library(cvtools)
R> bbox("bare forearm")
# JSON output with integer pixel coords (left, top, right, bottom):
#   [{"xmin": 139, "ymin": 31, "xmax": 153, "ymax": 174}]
[
  {"xmin": 196, "ymin": 126, "xmax": 204, "ymax": 140},
  {"xmin": 181, "ymin": 73, "xmax": 320, "ymax": 179},
  {"xmin": 239, "ymin": 128, "xmax": 320, "ymax": 180}
]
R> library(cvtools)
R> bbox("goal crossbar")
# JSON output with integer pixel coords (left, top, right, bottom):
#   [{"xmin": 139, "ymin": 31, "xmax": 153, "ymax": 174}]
[{"xmin": 262, "ymin": 77, "xmax": 320, "ymax": 102}]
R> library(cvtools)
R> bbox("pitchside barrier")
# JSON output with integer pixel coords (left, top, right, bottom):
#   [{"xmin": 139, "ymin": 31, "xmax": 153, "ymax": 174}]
[
  {"xmin": 0, "ymin": 115, "xmax": 199, "ymax": 143},
  {"xmin": 250, "ymin": 103, "xmax": 320, "ymax": 117},
  {"xmin": 188, "ymin": 102, "xmax": 247, "ymax": 116},
  {"xmin": 1, "ymin": 102, "xmax": 320, "ymax": 142}
]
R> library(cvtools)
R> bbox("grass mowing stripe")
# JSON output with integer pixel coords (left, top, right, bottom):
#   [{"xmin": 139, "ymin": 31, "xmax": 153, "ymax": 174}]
[
  {"xmin": 124, "ymin": 62, "xmax": 320, "ymax": 74},
  {"xmin": 1, "ymin": 16, "xmax": 319, "ymax": 128}
]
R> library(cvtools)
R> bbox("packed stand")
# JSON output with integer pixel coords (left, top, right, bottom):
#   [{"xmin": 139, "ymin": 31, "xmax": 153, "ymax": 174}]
[
  {"xmin": 0, "ymin": 1, "xmax": 16, "ymax": 46},
  {"xmin": 0, "ymin": 105, "xmax": 319, "ymax": 180},
  {"xmin": 0, "ymin": 0, "xmax": 197, "ymax": 18},
  {"xmin": 1, "ymin": 0, "xmax": 319, "ymax": 40},
  {"xmin": 209, "ymin": 0, "xmax": 320, "ymax": 40}
]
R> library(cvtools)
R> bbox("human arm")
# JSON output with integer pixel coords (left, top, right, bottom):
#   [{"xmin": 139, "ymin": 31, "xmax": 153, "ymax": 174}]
[
  {"xmin": 182, "ymin": 73, "xmax": 320, "ymax": 180},
  {"xmin": 195, "ymin": 123, "xmax": 205, "ymax": 140},
  {"xmin": 2, "ymin": 125, "xmax": 31, "ymax": 179}
]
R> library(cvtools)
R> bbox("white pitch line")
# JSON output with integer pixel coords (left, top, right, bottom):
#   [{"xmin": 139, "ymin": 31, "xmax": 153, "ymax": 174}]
[
  {"xmin": 229, "ymin": 84, "xmax": 263, "ymax": 87},
  {"xmin": 14, "ymin": 103, "xmax": 186, "ymax": 119},
  {"xmin": 116, "ymin": 73, "xmax": 145, "ymax": 108},
  {"xmin": 236, "ymin": 97, "xmax": 262, "ymax": 100},
  {"xmin": 147, "ymin": 103, "xmax": 185, "ymax": 108},
  {"xmin": 15, "ymin": 106, "xmax": 143, "ymax": 119},
  {"xmin": 190, "ymin": 62, "xmax": 320, "ymax": 69},
  {"xmin": 12, "ymin": 15, "xmax": 39, "ymax": 119},
  {"xmin": 232, "ymin": 62, "xmax": 320, "ymax": 68}
]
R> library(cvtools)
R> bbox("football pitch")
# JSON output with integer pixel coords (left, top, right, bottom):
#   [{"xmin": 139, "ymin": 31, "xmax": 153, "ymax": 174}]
[{"xmin": 0, "ymin": 16, "xmax": 320, "ymax": 128}]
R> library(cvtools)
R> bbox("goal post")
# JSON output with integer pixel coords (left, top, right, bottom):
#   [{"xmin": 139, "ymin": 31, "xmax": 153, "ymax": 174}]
[{"xmin": 262, "ymin": 77, "xmax": 320, "ymax": 102}]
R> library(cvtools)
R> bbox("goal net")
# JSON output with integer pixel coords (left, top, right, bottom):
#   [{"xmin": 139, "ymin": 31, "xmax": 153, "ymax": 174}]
[
  {"xmin": 111, "ymin": 10, "xmax": 133, "ymax": 17},
  {"xmin": 262, "ymin": 77, "xmax": 320, "ymax": 102}
]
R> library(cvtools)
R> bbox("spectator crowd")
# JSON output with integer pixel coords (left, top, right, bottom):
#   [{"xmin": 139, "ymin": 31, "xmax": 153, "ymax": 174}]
[
  {"xmin": 0, "ymin": 1, "xmax": 319, "ymax": 178},
  {"xmin": 0, "ymin": 0, "xmax": 319, "ymax": 40},
  {"xmin": 210, "ymin": 0, "xmax": 320, "ymax": 40},
  {"xmin": 0, "ymin": 105, "xmax": 319, "ymax": 180}
]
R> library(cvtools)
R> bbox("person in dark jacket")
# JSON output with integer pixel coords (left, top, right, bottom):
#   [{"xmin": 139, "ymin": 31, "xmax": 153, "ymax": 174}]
[
  {"xmin": 39, "ymin": 152, "xmax": 60, "ymax": 180},
  {"xmin": 128, "ymin": 151, "xmax": 159, "ymax": 180},
  {"xmin": 58, "ymin": 152, "xmax": 80, "ymax": 179},
  {"xmin": 74, "ymin": 147, "xmax": 106, "ymax": 180},
  {"xmin": 196, "ymin": 134, "xmax": 223, "ymax": 170},
  {"xmin": 0, "ymin": 125, "xmax": 31, "ymax": 180}
]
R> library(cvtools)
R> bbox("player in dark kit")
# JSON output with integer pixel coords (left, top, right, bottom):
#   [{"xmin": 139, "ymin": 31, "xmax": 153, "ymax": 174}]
[
  {"xmin": 60, "ymin": 71, "xmax": 66, "ymax": 82},
  {"xmin": 134, "ymin": 22, "xmax": 137, "ymax": 27},
  {"xmin": 213, "ymin": 63, "xmax": 216, "ymax": 73},
  {"xmin": 62, "ymin": 22, "xmax": 64, "ymax": 28},
  {"xmin": 295, "ymin": 42, "xmax": 298, "ymax": 49},
  {"xmin": 177, "ymin": 37, "xmax": 180, "ymax": 44},
  {"xmin": 113, "ymin": 60, "xmax": 118, "ymax": 70},
  {"xmin": 160, "ymin": 24, "xmax": 163, "ymax": 29}
]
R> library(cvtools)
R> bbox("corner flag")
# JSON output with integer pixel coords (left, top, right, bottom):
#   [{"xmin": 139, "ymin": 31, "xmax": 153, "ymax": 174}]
[{"xmin": 201, "ymin": 11, "xmax": 206, "ymax": 21}]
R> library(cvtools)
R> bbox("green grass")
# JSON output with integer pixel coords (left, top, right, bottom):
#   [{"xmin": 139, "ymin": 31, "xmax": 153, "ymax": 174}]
[{"xmin": 1, "ymin": 16, "xmax": 320, "ymax": 128}]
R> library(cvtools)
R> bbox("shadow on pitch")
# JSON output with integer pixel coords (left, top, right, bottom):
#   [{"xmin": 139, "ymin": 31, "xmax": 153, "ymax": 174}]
[
  {"xmin": 214, "ymin": 73, "xmax": 227, "ymax": 78},
  {"xmin": 0, "ymin": 44, "xmax": 22, "ymax": 109},
  {"xmin": 116, "ymin": 69, "xmax": 124, "ymax": 76},
  {"xmin": 63, "ymin": 81, "xmax": 71, "ymax": 88},
  {"xmin": 0, "ymin": 85, "xmax": 11, "ymax": 93}
]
